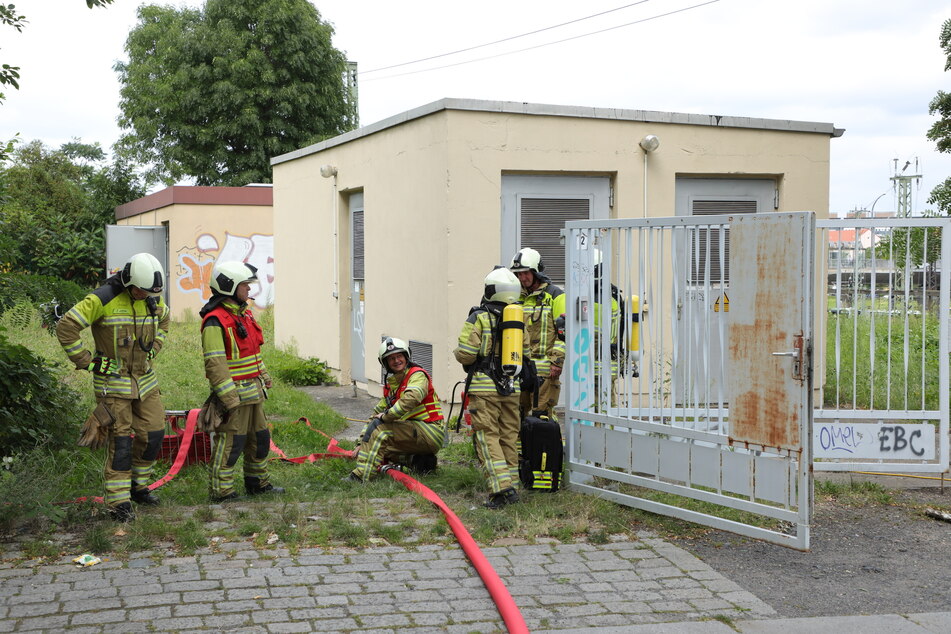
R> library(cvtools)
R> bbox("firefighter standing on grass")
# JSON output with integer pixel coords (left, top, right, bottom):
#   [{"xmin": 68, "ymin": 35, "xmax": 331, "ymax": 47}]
[
  {"xmin": 344, "ymin": 337, "xmax": 445, "ymax": 482},
  {"xmin": 199, "ymin": 261, "xmax": 284, "ymax": 502},
  {"xmin": 510, "ymin": 247, "xmax": 565, "ymax": 420},
  {"xmin": 56, "ymin": 253, "xmax": 170, "ymax": 522},
  {"xmin": 454, "ymin": 268, "xmax": 531, "ymax": 509}
]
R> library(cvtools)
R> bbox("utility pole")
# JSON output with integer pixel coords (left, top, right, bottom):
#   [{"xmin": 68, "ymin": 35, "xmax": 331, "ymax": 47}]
[{"xmin": 890, "ymin": 158, "xmax": 921, "ymax": 217}]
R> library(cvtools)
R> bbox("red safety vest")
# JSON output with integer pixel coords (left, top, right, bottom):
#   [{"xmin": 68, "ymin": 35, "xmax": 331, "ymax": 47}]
[
  {"xmin": 384, "ymin": 366, "xmax": 443, "ymax": 423},
  {"xmin": 202, "ymin": 305, "xmax": 265, "ymax": 381}
]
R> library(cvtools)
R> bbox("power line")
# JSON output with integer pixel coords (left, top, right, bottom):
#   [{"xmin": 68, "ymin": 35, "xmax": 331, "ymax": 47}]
[
  {"xmin": 362, "ymin": 0, "xmax": 721, "ymax": 83},
  {"xmin": 360, "ymin": 1, "xmax": 653, "ymax": 75}
]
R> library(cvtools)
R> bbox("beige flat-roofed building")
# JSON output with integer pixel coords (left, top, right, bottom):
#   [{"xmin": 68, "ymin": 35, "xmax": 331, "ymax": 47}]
[
  {"xmin": 271, "ymin": 98, "xmax": 842, "ymax": 399},
  {"xmin": 114, "ymin": 186, "xmax": 274, "ymax": 320}
]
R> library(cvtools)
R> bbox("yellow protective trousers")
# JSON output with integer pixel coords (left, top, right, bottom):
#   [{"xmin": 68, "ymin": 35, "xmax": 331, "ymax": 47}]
[
  {"xmin": 351, "ymin": 420, "xmax": 442, "ymax": 481},
  {"xmin": 210, "ymin": 400, "xmax": 271, "ymax": 498},
  {"xmin": 101, "ymin": 390, "xmax": 166, "ymax": 508},
  {"xmin": 469, "ymin": 392, "xmax": 520, "ymax": 494},
  {"xmin": 519, "ymin": 376, "xmax": 562, "ymax": 421}
]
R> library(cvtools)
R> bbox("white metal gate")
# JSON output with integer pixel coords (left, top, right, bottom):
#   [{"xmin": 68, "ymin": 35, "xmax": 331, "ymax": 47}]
[
  {"xmin": 564, "ymin": 213, "xmax": 815, "ymax": 550},
  {"xmin": 816, "ymin": 218, "xmax": 950, "ymax": 473}
]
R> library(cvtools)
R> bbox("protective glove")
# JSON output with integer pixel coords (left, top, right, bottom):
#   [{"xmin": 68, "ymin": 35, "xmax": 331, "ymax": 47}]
[
  {"xmin": 362, "ymin": 417, "xmax": 383, "ymax": 443},
  {"xmin": 147, "ymin": 347, "xmax": 158, "ymax": 361},
  {"xmin": 87, "ymin": 356, "xmax": 118, "ymax": 375},
  {"xmin": 77, "ymin": 402, "xmax": 114, "ymax": 450}
]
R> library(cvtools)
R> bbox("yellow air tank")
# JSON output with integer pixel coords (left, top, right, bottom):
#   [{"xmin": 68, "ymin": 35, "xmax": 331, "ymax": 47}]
[
  {"xmin": 630, "ymin": 295, "xmax": 640, "ymax": 360},
  {"xmin": 500, "ymin": 303, "xmax": 524, "ymax": 376}
]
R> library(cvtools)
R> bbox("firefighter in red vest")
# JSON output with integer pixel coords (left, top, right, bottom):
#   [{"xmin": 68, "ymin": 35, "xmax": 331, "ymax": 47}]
[
  {"xmin": 200, "ymin": 261, "xmax": 284, "ymax": 502},
  {"xmin": 344, "ymin": 337, "xmax": 445, "ymax": 482}
]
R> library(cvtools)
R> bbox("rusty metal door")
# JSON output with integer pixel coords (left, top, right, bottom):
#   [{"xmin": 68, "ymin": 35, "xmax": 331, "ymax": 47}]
[{"xmin": 564, "ymin": 212, "xmax": 814, "ymax": 550}]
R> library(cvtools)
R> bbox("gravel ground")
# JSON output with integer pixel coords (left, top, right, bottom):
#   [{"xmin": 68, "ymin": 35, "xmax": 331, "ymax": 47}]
[{"xmin": 672, "ymin": 477, "xmax": 951, "ymax": 618}]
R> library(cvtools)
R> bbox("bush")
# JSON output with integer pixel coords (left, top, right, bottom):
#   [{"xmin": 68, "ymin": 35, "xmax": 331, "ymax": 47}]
[
  {"xmin": 275, "ymin": 357, "xmax": 336, "ymax": 386},
  {"xmin": 0, "ymin": 328, "xmax": 84, "ymax": 455},
  {"xmin": 0, "ymin": 273, "xmax": 89, "ymax": 333}
]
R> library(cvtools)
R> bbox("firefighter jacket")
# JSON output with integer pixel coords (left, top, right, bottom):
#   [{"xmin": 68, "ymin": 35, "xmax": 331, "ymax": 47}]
[
  {"xmin": 454, "ymin": 305, "xmax": 532, "ymax": 395},
  {"xmin": 551, "ymin": 283, "xmax": 619, "ymax": 375},
  {"xmin": 374, "ymin": 366, "xmax": 445, "ymax": 446},
  {"xmin": 57, "ymin": 276, "xmax": 170, "ymax": 399},
  {"xmin": 200, "ymin": 297, "xmax": 271, "ymax": 411},
  {"xmin": 520, "ymin": 279, "xmax": 566, "ymax": 376}
]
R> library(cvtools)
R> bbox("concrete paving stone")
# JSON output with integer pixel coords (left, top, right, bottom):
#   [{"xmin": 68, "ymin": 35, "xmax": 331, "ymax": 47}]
[
  {"xmin": 315, "ymin": 594, "xmax": 350, "ymax": 606},
  {"xmin": 552, "ymin": 543, "xmax": 598, "ymax": 553},
  {"xmin": 6, "ymin": 602, "xmax": 61, "ymax": 619},
  {"xmin": 173, "ymin": 602, "xmax": 215, "ymax": 617},
  {"xmin": 127, "ymin": 604, "xmax": 174, "ymax": 621},
  {"xmin": 688, "ymin": 598, "xmax": 735, "ymax": 611},
  {"xmin": 304, "ymin": 617, "xmax": 359, "ymax": 630},
  {"xmin": 265, "ymin": 622, "xmax": 312, "ymax": 633},
  {"xmin": 365, "ymin": 613, "xmax": 414, "ymax": 627},
  {"xmin": 99, "ymin": 623, "xmax": 153, "ymax": 633},
  {"xmin": 369, "ymin": 569, "xmax": 416, "ymax": 581},
  {"xmin": 158, "ymin": 571, "xmax": 202, "ymax": 584},
  {"xmin": 364, "ymin": 581, "xmax": 412, "ymax": 593},
  {"xmin": 120, "ymin": 582, "xmax": 165, "ymax": 596},
  {"xmin": 260, "ymin": 597, "xmax": 318, "ymax": 610},
  {"xmin": 578, "ymin": 582, "xmax": 615, "ymax": 592},
  {"xmin": 222, "ymin": 576, "xmax": 266, "ymax": 589},
  {"xmin": 701, "ymin": 578, "xmax": 745, "ymax": 593},
  {"xmin": 587, "ymin": 558, "xmax": 635, "ymax": 572},
  {"xmin": 3, "ymin": 592, "xmax": 56, "ymax": 605},
  {"xmin": 718, "ymin": 591, "xmax": 777, "ymax": 614},
  {"xmin": 636, "ymin": 557, "xmax": 674, "ymax": 569},
  {"xmin": 165, "ymin": 579, "xmax": 222, "ymax": 591},
  {"xmin": 436, "ymin": 549, "xmax": 466, "ymax": 560},
  {"xmin": 122, "ymin": 591, "xmax": 182, "ymax": 607},
  {"xmin": 0, "ymin": 620, "xmax": 13, "ymax": 633},
  {"xmin": 148, "ymin": 616, "xmax": 206, "ymax": 630},
  {"xmin": 440, "ymin": 586, "xmax": 491, "ymax": 600},
  {"xmin": 181, "ymin": 589, "xmax": 226, "ymax": 603},
  {"xmin": 535, "ymin": 594, "xmax": 589, "ymax": 606},
  {"xmin": 623, "ymin": 590, "xmax": 664, "ymax": 602},
  {"xmin": 15, "ymin": 614, "xmax": 70, "ymax": 630},
  {"xmin": 347, "ymin": 591, "xmax": 392, "ymax": 605},
  {"xmin": 600, "ymin": 600, "xmax": 654, "ymax": 614},
  {"xmin": 660, "ymin": 586, "xmax": 714, "ymax": 601},
  {"xmin": 251, "ymin": 609, "xmax": 290, "ymax": 624},
  {"xmin": 50, "ymin": 570, "xmax": 99, "ymax": 583},
  {"xmin": 69, "ymin": 608, "xmax": 128, "ymax": 625},
  {"xmin": 320, "ymin": 572, "xmax": 368, "ymax": 584},
  {"xmin": 591, "ymin": 570, "xmax": 640, "ymax": 582},
  {"xmin": 411, "ymin": 612, "xmax": 452, "ymax": 626},
  {"xmin": 584, "ymin": 612, "xmax": 661, "ymax": 628},
  {"xmin": 0, "ymin": 567, "xmax": 33, "ymax": 578},
  {"xmin": 312, "ymin": 582, "xmax": 362, "ymax": 596},
  {"xmin": 397, "ymin": 601, "xmax": 450, "ymax": 613},
  {"xmin": 211, "ymin": 598, "xmax": 261, "ymax": 613},
  {"xmin": 649, "ymin": 600, "xmax": 695, "ymax": 613},
  {"xmin": 408, "ymin": 578, "xmax": 461, "ymax": 590},
  {"xmin": 448, "ymin": 609, "xmax": 502, "ymax": 623},
  {"xmin": 287, "ymin": 607, "xmax": 349, "ymax": 620},
  {"xmin": 233, "ymin": 550, "xmax": 262, "ymax": 560},
  {"xmin": 348, "ymin": 603, "xmax": 399, "ymax": 616},
  {"xmin": 336, "ymin": 562, "xmax": 382, "ymax": 573},
  {"xmin": 392, "ymin": 589, "xmax": 441, "ymax": 603},
  {"xmin": 269, "ymin": 585, "xmax": 309, "ymax": 598},
  {"xmin": 637, "ymin": 565, "xmax": 685, "ymax": 579},
  {"xmin": 445, "ymin": 621, "xmax": 502, "ymax": 633},
  {"xmin": 584, "ymin": 550, "xmax": 627, "ymax": 561},
  {"xmin": 658, "ymin": 577, "xmax": 702, "ymax": 589},
  {"xmin": 204, "ymin": 559, "xmax": 252, "ymax": 569},
  {"xmin": 552, "ymin": 603, "xmax": 609, "ymax": 617},
  {"xmin": 295, "ymin": 554, "xmax": 347, "ymax": 565},
  {"xmin": 449, "ymin": 598, "xmax": 497, "ymax": 612},
  {"xmin": 60, "ymin": 598, "xmax": 123, "ymax": 614},
  {"xmin": 390, "ymin": 551, "xmax": 433, "ymax": 561},
  {"xmin": 388, "ymin": 560, "xmax": 432, "ymax": 571},
  {"xmin": 228, "ymin": 587, "xmax": 271, "ymax": 600},
  {"xmin": 415, "ymin": 567, "xmax": 473, "ymax": 581},
  {"xmin": 204, "ymin": 567, "xmax": 247, "ymax": 579}
]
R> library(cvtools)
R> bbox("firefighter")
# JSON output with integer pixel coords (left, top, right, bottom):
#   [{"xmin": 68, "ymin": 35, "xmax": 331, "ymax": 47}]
[
  {"xmin": 454, "ymin": 267, "xmax": 531, "ymax": 509},
  {"xmin": 344, "ymin": 337, "xmax": 445, "ymax": 482},
  {"xmin": 510, "ymin": 247, "xmax": 565, "ymax": 420},
  {"xmin": 199, "ymin": 261, "xmax": 284, "ymax": 502},
  {"xmin": 57, "ymin": 253, "xmax": 170, "ymax": 522},
  {"xmin": 592, "ymin": 249, "xmax": 621, "ymax": 409}
]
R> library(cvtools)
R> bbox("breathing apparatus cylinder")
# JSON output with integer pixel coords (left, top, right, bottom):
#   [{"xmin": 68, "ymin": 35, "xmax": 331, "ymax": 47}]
[
  {"xmin": 630, "ymin": 295, "xmax": 640, "ymax": 361},
  {"xmin": 500, "ymin": 303, "xmax": 524, "ymax": 377}
]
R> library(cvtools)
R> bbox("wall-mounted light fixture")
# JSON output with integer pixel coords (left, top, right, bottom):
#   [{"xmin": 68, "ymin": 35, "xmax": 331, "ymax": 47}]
[
  {"xmin": 320, "ymin": 164, "xmax": 338, "ymax": 178},
  {"xmin": 639, "ymin": 135, "xmax": 660, "ymax": 153}
]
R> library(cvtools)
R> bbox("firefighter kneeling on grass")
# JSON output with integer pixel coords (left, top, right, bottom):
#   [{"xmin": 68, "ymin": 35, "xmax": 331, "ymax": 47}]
[
  {"xmin": 56, "ymin": 253, "xmax": 170, "ymax": 522},
  {"xmin": 454, "ymin": 268, "xmax": 532, "ymax": 509},
  {"xmin": 200, "ymin": 261, "xmax": 284, "ymax": 503},
  {"xmin": 344, "ymin": 338, "xmax": 445, "ymax": 482}
]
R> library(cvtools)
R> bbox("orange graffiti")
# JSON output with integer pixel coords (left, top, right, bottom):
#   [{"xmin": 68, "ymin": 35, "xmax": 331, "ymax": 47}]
[{"xmin": 179, "ymin": 255, "xmax": 215, "ymax": 301}]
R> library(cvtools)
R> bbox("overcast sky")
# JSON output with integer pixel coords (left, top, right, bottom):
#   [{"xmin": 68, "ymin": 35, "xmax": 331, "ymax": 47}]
[{"xmin": 3, "ymin": 0, "xmax": 950, "ymax": 215}]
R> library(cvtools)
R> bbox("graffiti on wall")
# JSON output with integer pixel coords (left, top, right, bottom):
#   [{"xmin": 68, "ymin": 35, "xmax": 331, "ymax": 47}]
[{"xmin": 176, "ymin": 232, "xmax": 274, "ymax": 308}]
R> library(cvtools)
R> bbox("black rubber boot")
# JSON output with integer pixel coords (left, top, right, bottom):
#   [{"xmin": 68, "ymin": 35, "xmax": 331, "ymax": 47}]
[
  {"xmin": 131, "ymin": 488, "xmax": 160, "ymax": 506},
  {"xmin": 210, "ymin": 491, "xmax": 241, "ymax": 503},
  {"xmin": 109, "ymin": 501, "xmax": 136, "ymax": 522},
  {"xmin": 408, "ymin": 453, "xmax": 438, "ymax": 474},
  {"xmin": 484, "ymin": 487, "xmax": 520, "ymax": 509},
  {"xmin": 245, "ymin": 477, "xmax": 285, "ymax": 496}
]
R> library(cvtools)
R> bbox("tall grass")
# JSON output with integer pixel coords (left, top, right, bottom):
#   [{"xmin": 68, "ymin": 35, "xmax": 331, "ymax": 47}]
[{"xmin": 823, "ymin": 296, "xmax": 943, "ymax": 410}]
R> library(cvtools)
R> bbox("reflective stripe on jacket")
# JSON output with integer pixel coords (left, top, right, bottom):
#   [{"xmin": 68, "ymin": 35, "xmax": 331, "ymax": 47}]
[
  {"xmin": 200, "ymin": 300, "xmax": 269, "ymax": 409},
  {"xmin": 56, "ymin": 277, "xmax": 170, "ymax": 399},
  {"xmin": 454, "ymin": 306, "xmax": 531, "ymax": 395},
  {"xmin": 521, "ymin": 280, "xmax": 566, "ymax": 375}
]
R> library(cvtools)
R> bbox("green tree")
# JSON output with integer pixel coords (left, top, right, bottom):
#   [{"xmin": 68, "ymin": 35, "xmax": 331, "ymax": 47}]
[
  {"xmin": 0, "ymin": 140, "xmax": 146, "ymax": 285},
  {"xmin": 927, "ymin": 18, "xmax": 951, "ymax": 214},
  {"xmin": 115, "ymin": 0, "xmax": 357, "ymax": 187}
]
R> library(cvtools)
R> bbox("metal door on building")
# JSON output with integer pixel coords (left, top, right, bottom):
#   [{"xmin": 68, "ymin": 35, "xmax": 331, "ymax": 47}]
[
  {"xmin": 350, "ymin": 192, "xmax": 366, "ymax": 384},
  {"xmin": 106, "ymin": 224, "xmax": 169, "ymax": 303},
  {"xmin": 564, "ymin": 212, "xmax": 815, "ymax": 550}
]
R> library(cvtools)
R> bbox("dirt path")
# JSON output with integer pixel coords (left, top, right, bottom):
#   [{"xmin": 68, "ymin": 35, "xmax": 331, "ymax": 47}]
[{"xmin": 672, "ymin": 482, "xmax": 951, "ymax": 617}]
